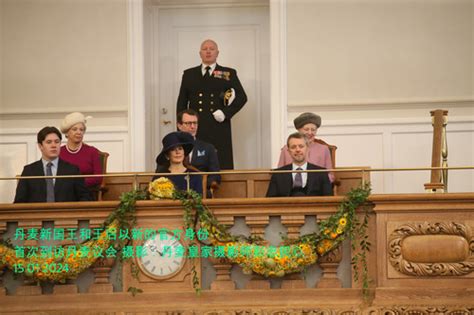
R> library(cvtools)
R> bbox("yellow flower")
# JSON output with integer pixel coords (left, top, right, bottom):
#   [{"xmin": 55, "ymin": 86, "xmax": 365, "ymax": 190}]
[
  {"xmin": 322, "ymin": 239, "xmax": 333, "ymax": 250},
  {"xmin": 339, "ymin": 218, "xmax": 347, "ymax": 226},
  {"xmin": 275, "ymin": 270, "xmax": 285, "ymax": 277},
  {"xmin": 149, "ymin": 177, "xmax": 175, "ymax": 200},
  {"xmin": 264, "ymin": 258, "xmax": 276, "ymax": 269}
]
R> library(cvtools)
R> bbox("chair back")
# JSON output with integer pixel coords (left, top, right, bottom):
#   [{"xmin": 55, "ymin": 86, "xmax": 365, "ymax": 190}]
[
  {"xmin": 314, "ymin": 138, "xmax": 337, "ymax": 169},
  {"xmin": 313, "ymin": 138, "xmax": 339, "ymax": 194},
  {"xmin": 95, "ymin": 150, "xmax": 109, "ymax": 200}
]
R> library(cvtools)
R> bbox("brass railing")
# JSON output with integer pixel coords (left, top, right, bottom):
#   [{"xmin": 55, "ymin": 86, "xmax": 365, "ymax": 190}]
[{"xmin": 2, "ymin": 166, "xmax": 473, "ymax": 192}]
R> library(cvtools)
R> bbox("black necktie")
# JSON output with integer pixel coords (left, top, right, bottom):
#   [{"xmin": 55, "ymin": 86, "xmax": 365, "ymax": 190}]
[
  {"xmin": 203, "ymin": 66, "xmax": 211, "ymax": 78},
  {"xmin": 46, "ymin": 162, "xmax": 55, "ymax": 202},
  {"xmin": 293, "ymin": 168, "xmax": 303, "ymax": 188}
]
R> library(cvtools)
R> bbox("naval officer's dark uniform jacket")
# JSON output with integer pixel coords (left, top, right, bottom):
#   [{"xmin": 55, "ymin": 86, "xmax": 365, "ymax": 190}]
[{"xmin": 176, "ymin": 64, "xmax": 247, "ymax": 169}]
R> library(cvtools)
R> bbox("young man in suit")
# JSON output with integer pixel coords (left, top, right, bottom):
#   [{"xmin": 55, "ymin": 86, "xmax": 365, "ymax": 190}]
[
  {"xmin": 177, "ymin": 109, "xmax": 221, "ymax": 196},
  {"xmin": 14, "ymin": 126, "xmax": 92, "ymax": 203},
  {"xmin": 266, "ymin": 132, "xmax": 333, "ymax": 197},
  {"xmin": 176, "ymin": 39, "xmax": 247, "ymax": 169}
]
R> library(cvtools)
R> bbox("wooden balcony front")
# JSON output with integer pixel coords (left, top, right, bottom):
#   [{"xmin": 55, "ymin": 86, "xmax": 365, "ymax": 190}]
[{"xmin": 0, "ymin": 191, "xmax": 473, "ymax": 314}]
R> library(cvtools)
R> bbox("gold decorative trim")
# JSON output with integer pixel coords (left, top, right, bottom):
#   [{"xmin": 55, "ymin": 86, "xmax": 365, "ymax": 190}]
[
  {"xmin": 388, "ymin": 222, "xmax": 474, "ymax": 276},
  {"xmin": 370, "ymin": 306, "xmax": 474, "ymax": 315},
  {"xmin": 1, "ymin": 306, "xmax": 473, "ymax": 315}
]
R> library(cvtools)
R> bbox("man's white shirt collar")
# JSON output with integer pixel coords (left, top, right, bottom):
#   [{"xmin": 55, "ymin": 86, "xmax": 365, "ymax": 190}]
[
  {"xmin": 292, "ymin": 162, "xmax": 308, "ymax": 170},
  {"xmin": 42, "ymin": 158, "xmax": 59, "ymax": 169}
]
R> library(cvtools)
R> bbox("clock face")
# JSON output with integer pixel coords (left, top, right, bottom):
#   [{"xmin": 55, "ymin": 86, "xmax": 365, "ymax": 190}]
[{"xmin": 137, "ymin": 233, "xmax": 186, "ymax": 279}]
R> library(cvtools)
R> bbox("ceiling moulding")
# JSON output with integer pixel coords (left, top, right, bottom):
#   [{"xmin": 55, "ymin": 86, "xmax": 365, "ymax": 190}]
[
  {"xmin": 287, "ymin": 98, "xmax": 474, "ymax": 111},
  {"xmin": 152, "ymin": 0, "xmax": 269, "ymax": 8},
  {"xmin": 0, "ymin": 108, "xmax": 128, "ymax": 119}
]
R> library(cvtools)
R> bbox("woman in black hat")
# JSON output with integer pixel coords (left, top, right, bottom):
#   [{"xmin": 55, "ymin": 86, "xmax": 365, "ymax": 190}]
[{"xmin": 152, "ymin": 131, "xmax": 203, "ymax": 194}]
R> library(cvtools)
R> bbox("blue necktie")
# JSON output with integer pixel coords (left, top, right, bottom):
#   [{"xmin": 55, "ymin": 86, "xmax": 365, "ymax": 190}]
[{"xmin": 46, "ymin": 162, "xmax": 55, "ymax": 202}]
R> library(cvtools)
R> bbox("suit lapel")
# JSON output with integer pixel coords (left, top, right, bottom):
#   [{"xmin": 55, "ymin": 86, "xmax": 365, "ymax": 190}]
[
  {"xmin": 35, "ymin": 160, "xmax": 47, "ymax": 197},
  {"xmin": 306, "ymin": 164, "xmax": 316, "ymax": 192},
  {"xmin": 55, "ymin": 160, "xmax": 65, "ymax": 194},
  {"xmin": 35, "ymin": 160, "xmax": 46, "ymax": 176},
  {"xmin": 191, "ymin": 147, "xmax": 197, "ymax": 164},
  {"xmin": 282, "ymin": 165, "xmax": 293, "ymax": 196}
]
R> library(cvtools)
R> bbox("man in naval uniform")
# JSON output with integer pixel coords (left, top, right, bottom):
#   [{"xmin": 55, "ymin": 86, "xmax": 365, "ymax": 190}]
[{"xmin": 176, "ymin": 39, "xmax": 247, "ymax": 169}]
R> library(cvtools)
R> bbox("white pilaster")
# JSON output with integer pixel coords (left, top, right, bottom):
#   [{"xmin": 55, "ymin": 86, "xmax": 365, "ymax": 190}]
[
  {"xmin": 128, "ymin": 0, "xmax": 146, "ymax": 171},
  {"xmin": 270, "ymin": 0, "xmax": 288, "ymax": 167}
]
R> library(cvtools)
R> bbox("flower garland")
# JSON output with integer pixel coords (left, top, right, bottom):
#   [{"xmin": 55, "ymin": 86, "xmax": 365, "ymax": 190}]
[
  {"xmin": 0, "ymin": 221, "xmax": 118, "ymax": 282},
  {"xmin": 174, "ymin": 184, "xmax": 371, "ymax": 282},
  {"xmin": 0, "ymin": 190, "xmax": 147, "ymax": 283},
  {"xmin": 0, "ymin": 177, "xmax": 371, "ymax": 296}
]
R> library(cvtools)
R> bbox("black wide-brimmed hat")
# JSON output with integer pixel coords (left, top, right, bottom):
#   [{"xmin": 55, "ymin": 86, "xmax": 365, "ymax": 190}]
[{"xmin": 156, "ymin": 131, "xmax": 194, "ymax": 164}]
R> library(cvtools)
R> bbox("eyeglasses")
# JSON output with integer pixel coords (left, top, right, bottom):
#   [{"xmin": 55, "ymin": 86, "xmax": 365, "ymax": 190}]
[{"xmin": 181, "ymin": 121, "xmax": 198, "ymax": 126}]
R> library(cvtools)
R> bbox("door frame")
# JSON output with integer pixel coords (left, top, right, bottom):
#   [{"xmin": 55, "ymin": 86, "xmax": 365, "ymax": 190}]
[{"xmin": 127, "ymin": 0, "xmax": 287, "ymax": 171}]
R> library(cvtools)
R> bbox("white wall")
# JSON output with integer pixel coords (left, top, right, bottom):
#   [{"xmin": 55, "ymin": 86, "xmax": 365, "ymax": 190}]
[
  {"xmin": 0, "ymin": 0, "xmax": 473, "ymax": 202},
  {"xmin": 283, "ymin": 112, "xmax": 474, "ymax": 194},
  {"xmin": 287, "ymin": 0, "xmax": 473, "ymax": 105},
  {"xmin": 0, "ymin": 0, "xmax": 129, "ymax": 114},
  {"xmin": 0, "ymin": 0, "xmax": 131, "ymax": 202},
  {"xmin": 286, "ymin": 0, "xmax": 474, "ymax": 194}
]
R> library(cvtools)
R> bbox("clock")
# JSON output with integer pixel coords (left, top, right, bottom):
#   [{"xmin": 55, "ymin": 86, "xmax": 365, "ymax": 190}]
[
  {"xmin": 137, "ymin": 233, "xmax": 186, "ymax": 280},
  {"xmin": 122, "ymin": 220, "xmax": 201, "ymax": 292}
]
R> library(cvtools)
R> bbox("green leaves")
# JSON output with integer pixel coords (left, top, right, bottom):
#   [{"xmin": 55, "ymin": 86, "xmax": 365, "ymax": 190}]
[
  {"xmin": 125, "ymin": 184, "xmax": 372, "ymax": 297},
  {"xmin": 127, "ymin": 286, "xmax": 143, "ymax": 297}
]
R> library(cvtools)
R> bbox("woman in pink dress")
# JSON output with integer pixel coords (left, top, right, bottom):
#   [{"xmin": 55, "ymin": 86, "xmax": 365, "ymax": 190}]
[
  {"xmin": 59, "ymin": 112, "xmax": 102, "ymax": 193},
  {"xmin": 278, "ymin": 112, "xmax": 335, "ymax": 183}
]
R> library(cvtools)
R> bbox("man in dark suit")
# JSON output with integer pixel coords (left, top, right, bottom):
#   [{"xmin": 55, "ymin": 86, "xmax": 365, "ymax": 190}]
[
  {"xmin": 176, "ymin": 39, "xmax": 247, "ymax": 169},
  {"xmin": 177, "ymin": 109, "xmax": 220, "ymax": 196},
  {"xmin": 266, "ymin": 132, "xmax": 333, "ymax": 197},
  {"xmin": 14, "ymin": 126, "xmax": 92, "ymax": 203}
]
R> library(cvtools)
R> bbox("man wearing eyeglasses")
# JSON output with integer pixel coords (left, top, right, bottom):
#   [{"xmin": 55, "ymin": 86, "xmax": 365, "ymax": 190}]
[{"xmin": 177, "ymin": 109, "xmax": 221, "ymax": 196}]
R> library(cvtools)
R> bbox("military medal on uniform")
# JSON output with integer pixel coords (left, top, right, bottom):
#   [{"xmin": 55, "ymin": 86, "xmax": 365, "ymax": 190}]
[{"xmin": 212, "ymin": 70, "xmax": 231, "ymax": 81}]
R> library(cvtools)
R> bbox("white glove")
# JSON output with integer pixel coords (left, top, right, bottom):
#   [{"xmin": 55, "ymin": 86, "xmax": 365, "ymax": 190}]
[{"xmin": 213, "ymin": 110, "xmax": 225, "ymax": 123}]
